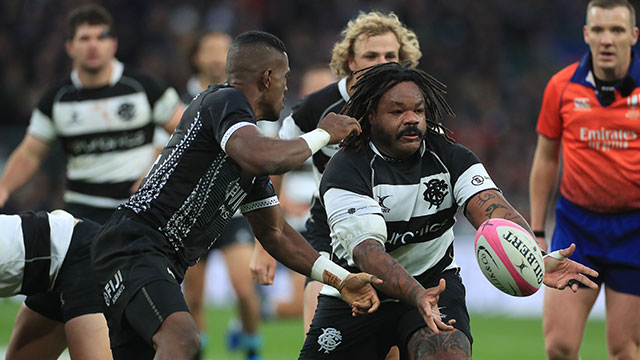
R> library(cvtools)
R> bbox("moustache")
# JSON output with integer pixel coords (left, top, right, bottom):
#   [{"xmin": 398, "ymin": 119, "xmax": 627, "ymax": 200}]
[{"xmin": 397, "ymin": 124, "xmax": 424, "ymax": 139}]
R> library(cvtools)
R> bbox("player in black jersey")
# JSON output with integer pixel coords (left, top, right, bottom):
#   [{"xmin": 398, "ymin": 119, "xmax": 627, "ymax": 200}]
[
  {"xmin": 91, "ymin": 30, "xmax": 381, "ymax": 360},
  {"xmin": 182, "ymin": 31, "xmax": 264, "ymax": 360},
  {"xmin": 251, "ymin": 13, "xmax": 423, "ymax": 348},
  {"xmin": 1, "ymin": 211, "xmax": 111, "ymax": 360},
  {"xmin": 299, "ymin": 62, "xmax": 600, "ymax": 359}
]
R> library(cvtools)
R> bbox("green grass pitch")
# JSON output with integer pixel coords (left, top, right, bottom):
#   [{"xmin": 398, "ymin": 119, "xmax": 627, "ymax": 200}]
[{"xmin": 0, "ymin": 299, "xmax": 607, "ymax": 359}]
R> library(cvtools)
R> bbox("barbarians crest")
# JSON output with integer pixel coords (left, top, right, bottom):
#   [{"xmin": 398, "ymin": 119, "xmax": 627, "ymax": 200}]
[
  {"xmin": 117, "ymin": 102, "xmax": 136, "ymax": 121},
  {"xmin": 317, "ymin": 327, "xmax": 342, "ymax": 353},
  {"xmin": 423, "ymin": 179, "xmax": 448, "ymax": 209}
]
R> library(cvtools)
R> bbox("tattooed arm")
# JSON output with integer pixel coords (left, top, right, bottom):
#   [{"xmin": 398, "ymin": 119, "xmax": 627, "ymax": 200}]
[
  {"xmin": 464, "ymin": 189, "xmax": 533, "ymax": 235},
  {"xmin": 352, "ymin": 239, "xmax": 454, "ymax": 334},
  {"xmin": 464, "ymin": 189, "xmax": 547, "ymax": 249}
]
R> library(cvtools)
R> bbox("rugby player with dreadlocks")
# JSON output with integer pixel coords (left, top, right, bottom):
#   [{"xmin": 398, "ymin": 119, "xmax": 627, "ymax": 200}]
[
  {"xmin": 299, "ymin": 62, "xmax": 599, "ymax": 359},
  {"xmin": 250, "ymin": 14, "xmax": 421, "ymax": 348}
]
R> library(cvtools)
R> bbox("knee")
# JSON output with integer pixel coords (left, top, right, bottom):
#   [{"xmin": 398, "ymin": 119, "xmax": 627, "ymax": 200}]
[
  {"xmin": 609, "ymin": 341, "xmax": 640, "ymax": 360},
  {"xmin": 545, "ymin": 338, "xmax": 578, "ymax": 360},
  {"xmin": 233, "ymin": 282, "xmax": 258, "ymax": 303}
]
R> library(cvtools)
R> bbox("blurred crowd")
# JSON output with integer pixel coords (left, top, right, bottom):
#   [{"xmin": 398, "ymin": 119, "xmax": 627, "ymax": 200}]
[{"xmin": 0, "ymin": 0, "xmax": 599, "ymax": 216}]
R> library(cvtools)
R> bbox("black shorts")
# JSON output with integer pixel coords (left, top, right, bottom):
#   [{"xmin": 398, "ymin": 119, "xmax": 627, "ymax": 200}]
[
  {"xmin": 109, "ymin": 280, "xmax": 190, "ymax": 359},
  {"xmin": 299, "ymin": 269, "xmax": 471, "ymax": 360},
  {"xmin": 91, "ymin": 210, "xmax": 189, "ymax": 352},
  {"xmin": 65, "ymin": 202, "xmax": 115, "ymax": 225},
  {"xmin": 25, "ymin": 219, "xmax": 104, "ymax": 322}
]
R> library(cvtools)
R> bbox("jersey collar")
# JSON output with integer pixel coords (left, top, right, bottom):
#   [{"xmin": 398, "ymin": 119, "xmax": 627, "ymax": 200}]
[
  {"xmin": 337, "ymin": 77, "xmax": 351, "ymax": 102},
  {"xmin": 70, "ymin": 59, "xmax": 124, "ymax": 89},
  {"xmin": 570, "ymin": 51, "xmax": 640, "ymax": 89},
  {"xmin": 369, "ymin": 140, "xmax": 426, "ymax": 162}
]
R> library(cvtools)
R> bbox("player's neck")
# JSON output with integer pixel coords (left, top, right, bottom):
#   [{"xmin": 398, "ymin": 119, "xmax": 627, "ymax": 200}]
[
  {"xmin": 75, "ymin": 61, "xmax": 114, "ymax": 88},
  {"xmin": 199, "ymin": 75, "xmax": 225, "ymax": 91},
  {"xmin": 228, "ymin": 81, "xmax": 263, "ymax": 117}
]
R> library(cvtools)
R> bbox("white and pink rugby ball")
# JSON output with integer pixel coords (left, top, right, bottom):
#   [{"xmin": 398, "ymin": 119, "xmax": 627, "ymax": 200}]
[{"xmin": 474, "ymin": 218, "xmax": 545, "ymax": 297}]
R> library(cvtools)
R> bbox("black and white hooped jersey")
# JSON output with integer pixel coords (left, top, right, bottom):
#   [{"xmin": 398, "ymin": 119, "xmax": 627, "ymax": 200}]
[
  {"xmin": 27, "ymin": 60, "xmax": 180, "ymax": 209},
  {"xmin": 122, "ymin": 84, "xmax": 278, "ymax": 265},
  {"xmin": 0, "ymin": 210, "xmax": 75, "ymax": 297},
  {"xmin": 319, "ymin": 134, "xmax": 499, "ymax": 296}
]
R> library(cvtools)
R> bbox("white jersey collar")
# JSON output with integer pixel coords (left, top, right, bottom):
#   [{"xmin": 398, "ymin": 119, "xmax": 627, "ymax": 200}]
[
  {"xmin": 70, "ymin": 59, "xmax": 124, "ymax": 89},
  {"xmin": 369, "ymin": 140, "xmax": 426, "ymax": 161},
  {"xmin": 337, "ymin": 77, "xmax": 351, "ymax": 102}
]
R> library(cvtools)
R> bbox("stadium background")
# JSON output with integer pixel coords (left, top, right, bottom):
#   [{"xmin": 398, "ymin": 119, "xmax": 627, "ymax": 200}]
[{"xmin": 0, "ymin": 0, "xmax": 622, "ymax": 358}]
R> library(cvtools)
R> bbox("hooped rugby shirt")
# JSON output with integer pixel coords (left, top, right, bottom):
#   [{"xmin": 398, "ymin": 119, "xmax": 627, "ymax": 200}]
[
  {"xmin": 319, "ymin": 135, "xmax": 499, "ymax": 297},
  {"xmin": 27, "ymin": 60, "xmax": 180, "ymax": 209}
]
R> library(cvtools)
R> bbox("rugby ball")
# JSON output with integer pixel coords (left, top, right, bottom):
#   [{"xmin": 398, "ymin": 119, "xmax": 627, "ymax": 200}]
[{"xmin": 474, "ymin": 219, "xmax": 545, "ymax": 297}]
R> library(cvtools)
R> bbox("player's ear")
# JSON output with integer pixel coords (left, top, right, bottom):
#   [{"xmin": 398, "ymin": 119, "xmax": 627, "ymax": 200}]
[
  {"xmin": 348, "ymin": 55, "xmax": 357, "ymax": 73},
  {"xmin": 111, "ymin": 37, "xmax": 118, "ymax": 55},
  {"xmin": 260, "ymin": 69, "xmax": 272, "ymax": 90},
  {"xmin": 65, "ymin": 40, "xmax": 73, "ymax": 57}
]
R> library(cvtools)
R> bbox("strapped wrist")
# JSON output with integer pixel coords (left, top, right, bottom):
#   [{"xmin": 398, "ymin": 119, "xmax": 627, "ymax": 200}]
[
  {"xmin": 300, "ymin": 128, "xmax": 330, "ymax": 154},
  {"xmin": 311, "ymin": 255, "xmax": 350, "ymax": 290},
  {"xmin": 533, "ymin": 230, "xmax": 546, "ymax": 238}
]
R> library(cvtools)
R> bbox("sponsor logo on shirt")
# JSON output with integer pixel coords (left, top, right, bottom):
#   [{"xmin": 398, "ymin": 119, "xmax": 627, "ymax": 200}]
[
  {"xmin": 579, "ymin": 126, "xmax": 638, "ymax": 152},
  {"xmin": 626, "ymin": 94, "xmax": 640, "ymax": 118},
  {"xmin": 471, "ymin": 175, "xmax": 490, "ymax": 186},
  {"xmin": 377, "ymin": 195, "xmax": 392, "ymax": 213},
  {"xmin": 317, "ymin": 328, "xmax": 342, "ymax": 353},
  {"xmin": 68, "ymin": 130, "xmax": 147, "ymax": 155},
  {"xmin": 387, "ymin": 218, "xmax": 451, "ymax": 246},
  {"xmin": 573, "ymin": 97, "xmax": 591, "ymax": 111}
]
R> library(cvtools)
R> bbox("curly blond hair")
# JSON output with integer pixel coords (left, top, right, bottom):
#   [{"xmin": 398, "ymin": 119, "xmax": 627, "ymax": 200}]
[{"xmin": 330, "ymin": 11, "xmax": 421, "ymax": 78}]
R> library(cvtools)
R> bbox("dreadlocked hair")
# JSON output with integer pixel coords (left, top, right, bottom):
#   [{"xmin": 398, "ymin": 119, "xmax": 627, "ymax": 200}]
[{"xmin": 340, "ymin": 62, "xmax": 455, "ymax": 152}]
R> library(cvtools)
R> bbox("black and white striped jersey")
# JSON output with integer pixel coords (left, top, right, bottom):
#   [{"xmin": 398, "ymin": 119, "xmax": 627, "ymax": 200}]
[
  {"xmin": 319, "ymin": 135, "xmax": 499, "ymax": 296},
  {"xmin": 278, "ymin": 77, "xmax": 349, "ymax": 253},
  {"xmin": 0, "ymin": 210, "xmax": 75, "ymax": 297},
  {"xmin": 121, "ymin": 84, "xmax": 278, "ymax": 265},
  {"xmin": 26, "ymin": 60, "xmax": 180, "ymax": 210}
]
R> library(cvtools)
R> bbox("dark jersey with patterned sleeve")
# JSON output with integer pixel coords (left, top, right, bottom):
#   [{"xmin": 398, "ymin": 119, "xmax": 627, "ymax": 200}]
[
  {"xmin": 319, "ymin": 134, "xmax": 499, "ymax": 286},
  {"xmin": 121, "ymin": 84, "xmax": 278, "ymax": 265}
]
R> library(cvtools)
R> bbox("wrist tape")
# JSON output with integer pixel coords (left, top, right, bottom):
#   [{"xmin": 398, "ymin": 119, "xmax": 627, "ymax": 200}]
[
  {"xmin": 300, "ymin": 128, "xmax": 330, "ymax": 154},
  {"xmin": 311, "ymin": 255, "xmax": 350, "ymax": 290}
]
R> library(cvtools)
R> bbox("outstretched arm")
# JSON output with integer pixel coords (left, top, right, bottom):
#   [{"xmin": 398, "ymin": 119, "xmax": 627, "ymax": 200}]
[{"xmin": 352, "ymin": 239, "xmax": 454, "ymax": 334}]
